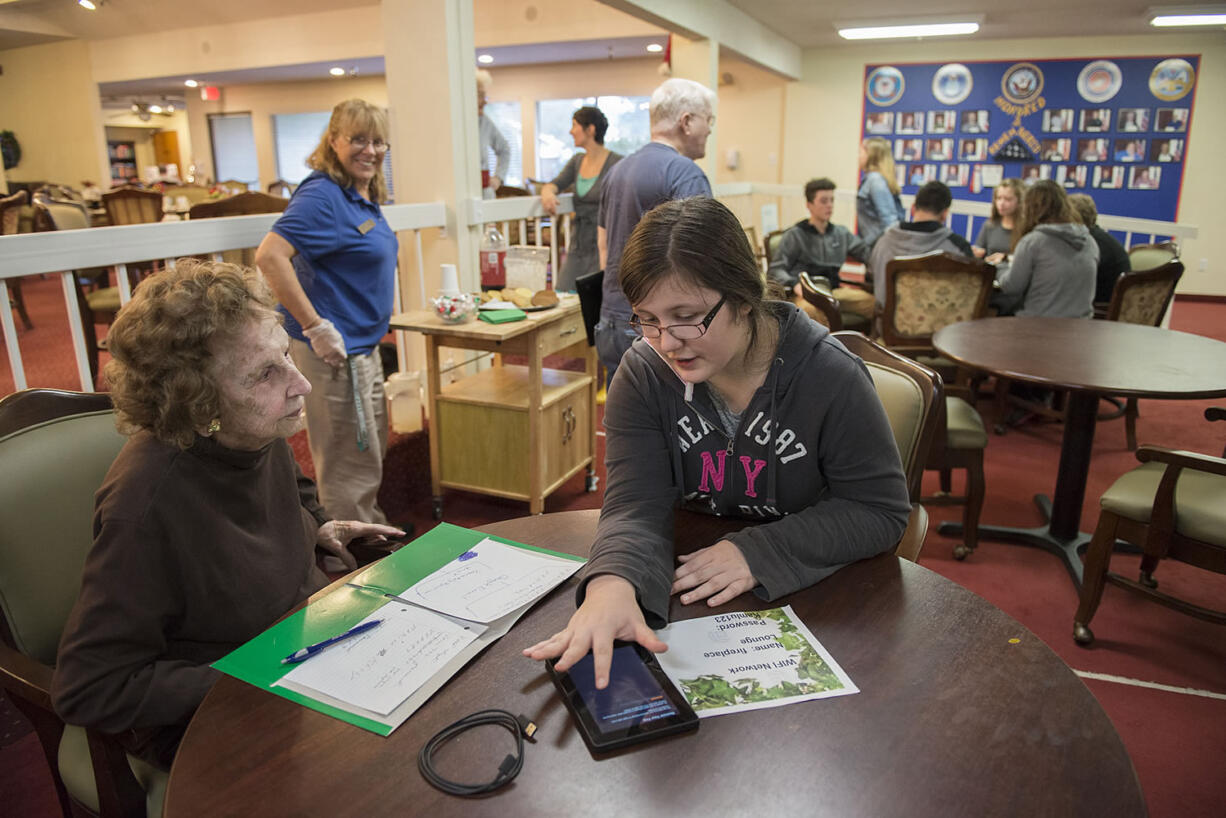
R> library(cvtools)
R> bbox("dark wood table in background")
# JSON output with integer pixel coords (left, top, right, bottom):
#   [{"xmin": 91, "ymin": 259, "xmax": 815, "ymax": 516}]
[
  {"xmin": 164, "ymin": 510, "xmax": 1145, "ymax": 818},
  {"xmin": 935, "ymin": 316, "xmax": 1226, "ymax": 584}
]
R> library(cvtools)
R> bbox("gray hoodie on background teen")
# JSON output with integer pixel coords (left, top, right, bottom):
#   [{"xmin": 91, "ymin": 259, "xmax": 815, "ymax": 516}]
[
  {"xmin": 998, "ymin": 223, "xmax": 1098, "ymax": 318},
  {"xmin": 869, "ymin": 221, "xmax": 975, "ymax": 305},
  {"xmin": 577, "ymin": 302, "xmax": 910, "ymax": 627}
]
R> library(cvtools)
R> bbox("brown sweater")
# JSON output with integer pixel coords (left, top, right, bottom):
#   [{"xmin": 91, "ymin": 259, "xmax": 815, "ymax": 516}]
[{"xmin": 52, "ymin": 431, "xmax": 329, "ymax": 768}]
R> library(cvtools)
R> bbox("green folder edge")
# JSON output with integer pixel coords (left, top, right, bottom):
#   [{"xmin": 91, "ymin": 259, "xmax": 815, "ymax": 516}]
[{"xmin": 212, "ymin": 521, "xmax": 585, "ymax": 736}]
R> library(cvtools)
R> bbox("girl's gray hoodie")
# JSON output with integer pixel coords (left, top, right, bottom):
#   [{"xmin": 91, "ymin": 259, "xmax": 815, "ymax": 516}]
[
  {"xmin": 578, "ymin": 302, "xmax": 911, "ymax": 627},
  {"xmin": 999, "ymin": 223, "xmax": 1098, "ymax": 317}
]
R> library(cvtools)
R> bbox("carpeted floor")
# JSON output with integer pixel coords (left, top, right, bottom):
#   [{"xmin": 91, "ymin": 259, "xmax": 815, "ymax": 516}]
[{"xmin": 2, "ymin": 277, "xmax": 1224, "ymax": 816}]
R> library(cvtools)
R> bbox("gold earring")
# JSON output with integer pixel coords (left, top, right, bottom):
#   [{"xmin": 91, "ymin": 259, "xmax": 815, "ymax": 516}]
[{"xmin": 207, "ymin": 418, "xmax": 221, "ymax": 434}]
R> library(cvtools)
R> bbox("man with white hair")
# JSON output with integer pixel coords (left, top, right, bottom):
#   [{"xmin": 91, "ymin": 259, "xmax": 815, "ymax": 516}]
[
  {"xmin": 477, "ymin": 69, "xmax": 510, "ymax": 198},
  {"xmin": 595, "ymin": 77, "xmax": 715, "ymax": 382}
]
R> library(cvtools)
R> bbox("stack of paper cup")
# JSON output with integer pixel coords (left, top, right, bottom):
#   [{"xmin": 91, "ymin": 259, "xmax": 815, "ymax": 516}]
[{"xmin": 439, "ymin": 263, "xmax": 460, "ymax": 296}]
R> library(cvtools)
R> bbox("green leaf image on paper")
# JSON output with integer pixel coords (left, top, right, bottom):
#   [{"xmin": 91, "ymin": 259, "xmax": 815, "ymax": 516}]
[{"xmin": 678, "ymin": 609, "xmax": 845, "ymax": 710}]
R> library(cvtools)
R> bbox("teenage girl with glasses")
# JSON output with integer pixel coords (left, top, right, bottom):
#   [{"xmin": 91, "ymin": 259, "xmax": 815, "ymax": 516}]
[{"xmin": 524, "ymin": 197, "xmax": 910, "ymax": 688}]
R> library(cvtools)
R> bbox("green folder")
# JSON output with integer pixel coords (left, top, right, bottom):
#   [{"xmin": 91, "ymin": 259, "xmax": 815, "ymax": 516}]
[
  {"xmin": 479, "ymin": 308, "xmax": 527, "ymax": 323},
  {"xmin": 212, "ymin": 522, "xmax": 584, "ymax": 736}
]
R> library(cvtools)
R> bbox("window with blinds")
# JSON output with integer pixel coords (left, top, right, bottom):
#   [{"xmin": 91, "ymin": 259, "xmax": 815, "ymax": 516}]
[{"xmin": 207, "ymin": 112, "xmax": 259, "ymax": 187}]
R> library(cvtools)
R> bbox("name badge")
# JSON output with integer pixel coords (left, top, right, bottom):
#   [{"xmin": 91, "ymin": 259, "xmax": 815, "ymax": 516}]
[{"xmin": 357, "ymin": 218, "xmax": 375, "ymax": 235}]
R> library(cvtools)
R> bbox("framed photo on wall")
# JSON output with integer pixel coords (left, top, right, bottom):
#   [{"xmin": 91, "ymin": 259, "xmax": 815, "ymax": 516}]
[
  {"xmin": 1042, "ymin": 108, "xmax": 1075, "ymax": 132},
  {"xmin": 1129, "ymin": 166, "xmax": 1161, "ymax": 189},
  {"xmin": 1079, "ymin": 108, "xmax": 1112, "ymax": 132},
  {"xmin": 1117, "ymin": 108, "xmax": 1150, "ymax": 132},
  {"xmin": 960, "ymin": 110, "xmax": 990, "ymax": 133},
  {"xmin": 1151, "ymin": 138, "xmax": 1183, "ymax": 162}
]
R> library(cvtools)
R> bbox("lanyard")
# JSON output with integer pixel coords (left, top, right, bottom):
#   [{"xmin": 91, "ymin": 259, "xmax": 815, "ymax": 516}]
[{"xmin": 347, "ymin": 356, "xmax": 369, "ymax": 452}]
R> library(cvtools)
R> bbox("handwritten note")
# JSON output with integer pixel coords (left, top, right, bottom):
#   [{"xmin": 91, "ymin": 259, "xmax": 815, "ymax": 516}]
[
  {"xmin": 276, "ymin": 604, "xmax": 479, "ymax": 716},
  {"xmin": 402, "ymin": 538, "xmax": 582, "ymax": 623}
]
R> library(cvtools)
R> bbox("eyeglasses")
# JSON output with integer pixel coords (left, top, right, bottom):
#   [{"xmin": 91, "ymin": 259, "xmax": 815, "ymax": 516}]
[
  {"xmin": 631, "ymin": 296, "xmax": 726, "ymax": 340},
  {"xmin": 345, "ymin": 134, "xmax": 389, "ymax": 153}
]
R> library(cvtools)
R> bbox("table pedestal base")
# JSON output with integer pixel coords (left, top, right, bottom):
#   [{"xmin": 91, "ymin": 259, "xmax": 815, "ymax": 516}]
[{"xmin": 938, "ymin": 494, "xmax": 1089, "ymax": 586}]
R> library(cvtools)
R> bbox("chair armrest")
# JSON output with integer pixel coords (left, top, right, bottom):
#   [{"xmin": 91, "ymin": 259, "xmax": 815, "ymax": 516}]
[
  {"xmin": 0, "ymin": 641, "xmax": 54, "ymax": 708},
  {"xmin": 1136, "ymin": 445, "xmax": 1226, "ymax": 477}
]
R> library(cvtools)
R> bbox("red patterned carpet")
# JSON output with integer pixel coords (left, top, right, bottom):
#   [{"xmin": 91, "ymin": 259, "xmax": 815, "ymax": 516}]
[{"xmin": 2, "ymin": 277, "xmax": 1224, "ymax": 816}]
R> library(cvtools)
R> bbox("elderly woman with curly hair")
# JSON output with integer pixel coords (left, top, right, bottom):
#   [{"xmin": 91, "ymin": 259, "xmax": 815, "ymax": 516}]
[{"xmin": 51, "ymin": 260, "xmax": 401, "ymax": 770}]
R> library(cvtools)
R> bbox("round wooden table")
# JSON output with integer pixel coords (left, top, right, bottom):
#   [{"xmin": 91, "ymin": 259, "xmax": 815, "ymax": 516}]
[
  {"xmin": 164, "ymin": 510, "xmax": 1145, "ymax": 818},
  {"xmin": 934, "ymin": 316, "xmax": 1226, "ymax": 583}
]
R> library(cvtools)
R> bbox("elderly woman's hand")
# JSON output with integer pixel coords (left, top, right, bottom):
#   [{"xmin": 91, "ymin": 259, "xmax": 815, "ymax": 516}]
[{"xmin": 316, "ymin": 521, "xmax": 405, "ymax": 570}]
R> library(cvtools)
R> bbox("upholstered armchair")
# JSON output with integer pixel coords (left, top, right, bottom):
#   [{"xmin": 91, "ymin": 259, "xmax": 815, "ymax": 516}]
[
  {"xmin": 877, "ymin": 251, "xmax": 994, "ymax": 560},
  {"xmin": 834, "ymin": 332, "xmax": 943, "ymax": 562},
  {"xmin": 1074, "ymin": 445, "xmax": 1226, "ymax": 646},
  {"xmin": 0, "ymin": 389, "xmax": 167, "ymax": 817},
  {"xmin": 1095, "ymin": 260, "xmax": 1185, "ymax": 450}
]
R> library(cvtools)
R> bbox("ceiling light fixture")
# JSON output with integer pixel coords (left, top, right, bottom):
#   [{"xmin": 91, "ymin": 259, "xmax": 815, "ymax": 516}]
[
  {"xmin": 837, "ymin": 20, "xmax": 981, "ymax": 40},
  {"xmin": 184, "ymin": 79, "xmax": 198, "ymax": 88},
  {"xmin": 78, "ymin": 0, "xmax": 97, "ymax": 10},
  {"xmin": 149, "ymin": 104, "xmax": 162, "ymax": 114},
  {"xmin": 646, "ymin": 43, "xmax": 664, "ymax": 53},
  {"xmin": 1149, "ymin": 6, "xmax": 1226, "ymax": 26},
  {"xmin": 329, "ymin": 66, "xmax": 346, "ymax": 76},
  {"xmin": 477, "ymin": 54, "xmax": 495, "ymax": 64}
]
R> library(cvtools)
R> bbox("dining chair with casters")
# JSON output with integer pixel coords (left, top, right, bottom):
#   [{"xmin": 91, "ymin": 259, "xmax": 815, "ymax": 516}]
[
  {"xmin": 877, "ymin": 251, "xmax": 994, "ymax": 560},
  {"xmin": 833, "ymin": 331, "xmax": 943, "ymax": 562},
  {"xmin": 1096, "ymin": 260, "xmax": 1185, "ymax": 451},
  {"xmin": 1, "ymin": 189, "xmax": 34, "ymax": 331},
  {"xmin": 1073, "ymin": 444, "xmax": 1226, "ymax": 647},
  {"xmin": 33, "ymin": 200, "xmax": 126, "ymax": 385},
  {"xmin": 0, "ymin": 389, "xmax": 168, "ymax": 817}
]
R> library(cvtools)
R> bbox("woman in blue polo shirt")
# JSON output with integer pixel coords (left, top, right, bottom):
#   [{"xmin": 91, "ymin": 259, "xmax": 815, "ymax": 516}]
[{"xmin": 256, "ymin": 98, "xmax": 398, "ymax": 526}]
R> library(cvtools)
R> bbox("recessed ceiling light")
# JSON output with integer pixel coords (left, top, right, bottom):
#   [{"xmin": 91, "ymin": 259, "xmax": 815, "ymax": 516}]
[
  {"xmin": 646, "ymin": 43, "xmax": 664, "ymax": 53},
  {"xmin": 1149, "ymin": 9, "xmax": 1226, "ymax": 26},
  {"xmin": 166, "ymin": 104, "xmax": 175, "ymax": 113},
  {"xmin": 78, "ymin": 0, "xmax": 97, "ymax": 10},
  {"xmin": 477, "ymin": 54, "xmax": 495, "ymax": 64},
  {"xmin": 184, "ymin": 79, "xmax": 198, "ymax": 88},
  {"xmin": 837, "ymin": 21, "xmax": 980, "ymax": 40},
  {"xmin": 329, "ymin": 66, "xmax": 346, "ymax": 77},
  {"xmin": 149, "ymin": 104, "xmax": 162, "ymax": 114}
]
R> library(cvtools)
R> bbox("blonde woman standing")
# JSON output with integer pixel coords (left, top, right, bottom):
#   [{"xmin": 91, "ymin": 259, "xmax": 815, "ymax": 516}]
[
  {"xmin": 856, "ymin": 137, "xmax": 905, "ymax": 247},
  {"xmin": 255, "ymin": 99, "xmax": 397, "ymax": 526}
]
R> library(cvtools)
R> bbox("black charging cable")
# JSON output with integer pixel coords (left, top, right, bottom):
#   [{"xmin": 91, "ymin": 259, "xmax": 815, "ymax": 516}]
[{"xmin": 418, "ymin": 709, "xmax": 537, "ymax": 796}]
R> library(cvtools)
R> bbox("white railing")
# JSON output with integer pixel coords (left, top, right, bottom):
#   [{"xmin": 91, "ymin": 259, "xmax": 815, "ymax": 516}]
[
  {"xmin": 1, "ymin": 203, "xmax": 447, "ymax": 393},
  {"xmin": 714, "ymin": 182, "xmax": 1198, "ymax": 250}
]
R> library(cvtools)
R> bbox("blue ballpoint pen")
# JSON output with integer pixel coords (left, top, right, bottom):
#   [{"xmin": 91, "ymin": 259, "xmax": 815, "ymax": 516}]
[{"xmin": 281, "ymin": 619, "xmax": 383, "ymax": 664}]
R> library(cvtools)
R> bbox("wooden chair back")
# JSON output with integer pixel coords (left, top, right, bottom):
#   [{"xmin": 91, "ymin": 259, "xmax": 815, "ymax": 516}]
[
  {"xmin": 216, "ymin": 179, "xmax": 250, "ymax": 195},
  {"xmin": 189, "ymin": 191, "xmax": 289, "ymax": 219},
  {"xmin": 798, "ymin": 272, "xmax": 843, "ymax": 331},
  {"xmin": 764, "ymin": 229, "xmax": 787, "ymax": 266},
  {"xmin": 1128, "ymin": 240, "xmax": 1179, "ymax": 272},
  {"xmin": 0, "ymin": 189, "xmax": 28, "ymax": 236},
  {"xmin": 1104, "ymin": 260, "xmax": 1184, "ymax": 328},
  {"xmin": 161, "ymin": 184, "xmax": 212, "ymax": 206},
  {"xmin": 879, "ymin": 251, "xmax": 994, "ymax": 354},
  {"xmin": 267, "ymin": 179, "xmax": 296, "ymax": 198},
  {"xmin": 832, "ymin": 331, "xmax": 942, "ymax": 503},
  {"xmin": 101, "ymin": 187, "xmax": 163, "ymax": 225}
]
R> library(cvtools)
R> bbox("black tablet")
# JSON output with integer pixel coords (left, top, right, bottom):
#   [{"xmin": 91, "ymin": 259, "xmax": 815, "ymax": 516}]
[{"xmin": 545, "ymin": 641, "xmax": 699, "ymax": 753}]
